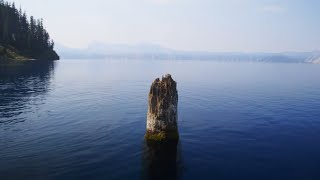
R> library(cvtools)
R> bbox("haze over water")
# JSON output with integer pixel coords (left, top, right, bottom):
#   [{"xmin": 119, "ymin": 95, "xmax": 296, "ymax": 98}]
[{"xmin": 1, "ymin": 59, "xmax": 320, "ymax": 179}]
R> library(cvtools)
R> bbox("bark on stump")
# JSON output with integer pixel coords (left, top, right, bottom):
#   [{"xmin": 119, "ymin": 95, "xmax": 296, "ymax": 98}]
[{"xmin": 145, "ymin": 74, "xmax": 179, "ymax": 141}]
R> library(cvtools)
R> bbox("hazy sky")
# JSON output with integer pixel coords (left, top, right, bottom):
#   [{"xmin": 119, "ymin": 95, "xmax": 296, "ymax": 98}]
[{"xmin": 8, "ymin": 0, "xmax": 320, "ymax": 52}]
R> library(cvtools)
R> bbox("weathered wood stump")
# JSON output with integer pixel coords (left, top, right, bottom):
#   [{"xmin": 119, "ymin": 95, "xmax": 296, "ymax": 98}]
[{"xmin": 145, "ymin": 74, "xmax": 179, "ymax": 141}]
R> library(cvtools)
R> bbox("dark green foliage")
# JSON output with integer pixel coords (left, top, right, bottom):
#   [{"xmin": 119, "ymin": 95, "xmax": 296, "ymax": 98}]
[{"xmin": 0, "ymin": 0, "xmax": 59, "ymax": 60}]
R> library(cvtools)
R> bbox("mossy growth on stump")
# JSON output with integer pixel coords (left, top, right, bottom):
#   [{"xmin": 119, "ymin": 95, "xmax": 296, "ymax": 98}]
[
  {"xmin": 145, "ymin": 74, "xmax": 179, "ymax": 141},
  {"xmin": 145, "ymin": 130, "xmax": 179, "ymax": 142}
]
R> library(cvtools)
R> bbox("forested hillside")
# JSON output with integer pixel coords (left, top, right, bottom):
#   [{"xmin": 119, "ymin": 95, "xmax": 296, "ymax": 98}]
[{"xmin": 0, "ymin": 0, "xmax": 59, "ymax": 60}]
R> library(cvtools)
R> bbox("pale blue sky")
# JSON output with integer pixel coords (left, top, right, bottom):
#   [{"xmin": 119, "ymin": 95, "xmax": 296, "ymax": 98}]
[{"xmin": 8, "ymin": 0, "xmax": 320, "ymax": 52}]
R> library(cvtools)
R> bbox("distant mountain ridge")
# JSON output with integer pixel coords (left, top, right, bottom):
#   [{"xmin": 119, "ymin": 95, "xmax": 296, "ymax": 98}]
[{"xmin": 56, "ymin": 42, "xmax": 320, "ymax": 64}]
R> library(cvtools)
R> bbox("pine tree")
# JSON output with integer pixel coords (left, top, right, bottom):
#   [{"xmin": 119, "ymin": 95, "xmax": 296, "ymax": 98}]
[{"xmin": 0, "ymin": 0, "xmax": 59, "ymax": 60}]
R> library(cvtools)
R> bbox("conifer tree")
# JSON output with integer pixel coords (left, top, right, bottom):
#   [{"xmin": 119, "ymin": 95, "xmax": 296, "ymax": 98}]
[{"xmin": 0, "ymin": 0, "xmax": 59, "ymax": 60}]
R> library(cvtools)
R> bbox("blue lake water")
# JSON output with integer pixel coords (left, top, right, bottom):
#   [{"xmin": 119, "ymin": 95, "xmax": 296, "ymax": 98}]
[{"xmin": 1, "ymin": 59, "xmax": 320, "ymax": 180}]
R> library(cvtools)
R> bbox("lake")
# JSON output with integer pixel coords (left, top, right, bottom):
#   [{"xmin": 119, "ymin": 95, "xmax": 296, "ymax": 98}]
[{"xmin": 1, "ymin": 59, "xmax": 320, "ymax": 180}]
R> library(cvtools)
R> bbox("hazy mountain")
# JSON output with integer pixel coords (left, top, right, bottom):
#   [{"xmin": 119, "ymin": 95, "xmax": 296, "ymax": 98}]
[
  {"xmin": 55, "ymin": 42, "xmax": 320, "ymax": 63},
  {"xmin": 55, "ymin": 42, "xmax": 173, "ymax": 59}
]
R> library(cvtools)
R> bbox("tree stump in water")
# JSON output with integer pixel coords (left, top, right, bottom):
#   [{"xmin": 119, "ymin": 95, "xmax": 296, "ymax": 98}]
[{"xmin": 145, "ymin": 74, "xmax": 179, "ymax": 141}]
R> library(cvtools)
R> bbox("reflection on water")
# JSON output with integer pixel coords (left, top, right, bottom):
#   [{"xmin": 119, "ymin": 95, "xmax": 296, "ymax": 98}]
[
  {"xmin": 142, "ymin": 140, "xmax": 182, "ymax": 180},
  {"xmin": 0, "ymin": 61, "xmax": 55, "ymax": 123},
  {"xmin": 1, "ymin": 60, "xmax": 320, "ymax": 179}
]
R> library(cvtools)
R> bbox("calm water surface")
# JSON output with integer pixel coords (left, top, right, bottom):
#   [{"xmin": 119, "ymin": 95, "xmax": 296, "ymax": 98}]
[{"xmin": 1, "ymin": 59, "xmax": 320, "ymax": 180}]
